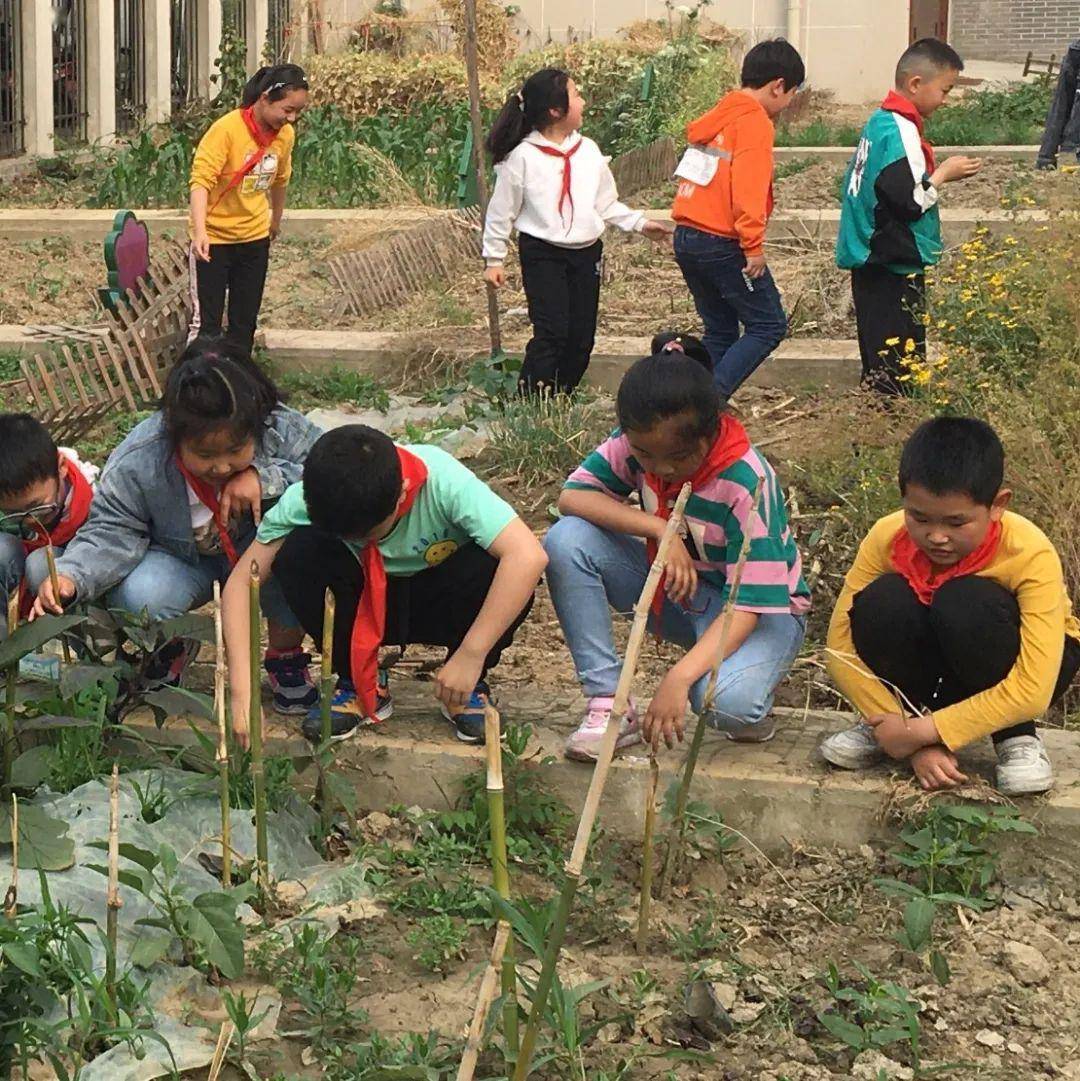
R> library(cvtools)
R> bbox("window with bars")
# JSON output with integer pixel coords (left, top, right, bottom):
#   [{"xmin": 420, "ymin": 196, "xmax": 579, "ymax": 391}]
[
  {"xmin": 0, "ymin": 0, "xmax": 21, "ymax": 158},
  {"xmin": 53, "ymin": 0, "xmax": 88, "ymax": 144},
  {"xmin": 171, "ymin": 0, "xmax": 199, "ymax": 110},
  {"xmin": 267, "ymin": 0, "xmax": 292, "ymax": 62},
  {"xmin": 115, "ymin": 0, "xmax": 146, "ymax": 133}
]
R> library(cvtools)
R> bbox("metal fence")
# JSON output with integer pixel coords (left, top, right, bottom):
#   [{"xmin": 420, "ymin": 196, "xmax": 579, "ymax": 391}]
[
  {"xmin": 171, "ymin": 0, "xmax": 199, "ymax": 110},
  {"xmin": 267, "ymin": 0, "xmax": 291, "ymax": 61},
  {"xmin": 0, "ymin": 0, "xmax": 21, "ymax": 157},
  {"xmin": 53, "ymin": 0, "xmax": 88, "ymax": 143},
  {"xmin": 115, "ymin": 0, "xmax": 146, "ymax": 133}
]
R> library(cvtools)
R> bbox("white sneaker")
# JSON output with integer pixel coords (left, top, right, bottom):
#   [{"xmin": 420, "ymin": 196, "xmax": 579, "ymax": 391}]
[
  {"xmin": 819, "ymin": 722, "xmax": 885, "ymax": 770},
  {"xmin": 995, "ymin": 734, "xmax": 1053, "ymax": 796},
  {"xmin": 564, "ymin": 695, "xmax": 642, "ymax": 762}
]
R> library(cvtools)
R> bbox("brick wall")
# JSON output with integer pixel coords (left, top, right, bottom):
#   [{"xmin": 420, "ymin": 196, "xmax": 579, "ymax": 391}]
[{"xmin": 950, "ymin": 0, "xmax": 1080, "ymax": 61}]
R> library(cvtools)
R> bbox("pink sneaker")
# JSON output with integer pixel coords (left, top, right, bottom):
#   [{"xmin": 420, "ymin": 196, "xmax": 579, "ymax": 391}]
[{"xmin": 564, "ymin": 695, "xmax": 642, "ymax": 762}]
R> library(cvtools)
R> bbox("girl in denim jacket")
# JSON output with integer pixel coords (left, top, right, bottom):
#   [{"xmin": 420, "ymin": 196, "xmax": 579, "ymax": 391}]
[{"xmin": 32, "ymin": 337, "xmax": 323, "ymax": 714}]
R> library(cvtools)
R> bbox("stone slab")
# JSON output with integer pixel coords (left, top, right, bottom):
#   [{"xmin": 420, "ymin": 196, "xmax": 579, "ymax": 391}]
[{"xmin": 121, "ymin": 682, "xmax": 1080, "ymax": 860}]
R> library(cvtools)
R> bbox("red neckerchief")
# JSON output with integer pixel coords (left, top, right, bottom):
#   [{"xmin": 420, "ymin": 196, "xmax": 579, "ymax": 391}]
[
  {"xmin": 22, "ymin": 455, "xmax": 93, "ymax": 554},
  {"xmin": 532, "ymin": 137, "xmax": 583, "ymax": 230},
  {"xmin": 881, "ymin": 90, "xmax": 936, "ymax": 174},
  {"xmin": 349, "ymin": 448, "xmax": 429, "ymax": 719},
  {"xmin": 890, "ymin": 520, "xmax": 1002, "ymax": 606},
  {"xmin": 175, "ymin": 457, "xmax": 240, "ymax": 566},
  {"xmin": 209, "ymin": 107, "xmax": 277, "ymax": 212},
  {"xmin": 642, "ymin": 414, "xmax": 751, "ymax": 617}
]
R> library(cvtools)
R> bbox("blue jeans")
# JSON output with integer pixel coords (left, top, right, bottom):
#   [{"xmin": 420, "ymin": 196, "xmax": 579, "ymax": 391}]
[
  {"xmin": 674, "ymin": 226, "xmax": 787, "ymax": 398},
  {"xmin": 543, "ymin": 517, "xmax": 805, "ymax": 734},
  {"xmin": 108, "ymin": 547, "xmax": 298, "ymax": 627}
]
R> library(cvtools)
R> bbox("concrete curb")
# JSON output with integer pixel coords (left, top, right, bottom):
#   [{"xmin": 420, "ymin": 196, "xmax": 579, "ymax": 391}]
[
  {"xmin": 0, "ymin": 206, "xmax": 1061, "ymax": 243},
  {"xmin": 121, "ymin": 691, "xmax": 1080, "ymax": 859}
]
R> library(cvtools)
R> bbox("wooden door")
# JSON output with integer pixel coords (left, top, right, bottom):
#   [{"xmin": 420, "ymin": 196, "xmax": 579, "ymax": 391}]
[{"xmin": 910, "ymin": 0, "xmax": 949, "ymax": 41}]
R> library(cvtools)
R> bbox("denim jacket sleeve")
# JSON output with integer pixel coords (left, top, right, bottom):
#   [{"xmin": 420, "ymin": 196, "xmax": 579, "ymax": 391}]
[
  {"xmin": 252, "ymin": 407, "xmax": 324, "ymax": 500},
  {"xmin": 55, "ymin": 454, "xmax": 152, "ymax": 603}
]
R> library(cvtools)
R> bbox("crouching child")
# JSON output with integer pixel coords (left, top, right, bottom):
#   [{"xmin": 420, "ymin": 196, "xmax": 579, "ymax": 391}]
[
  {"xmin": 821, "ymin": 417, "xmax": 1080, "ymax": 794},
  {"xmin": 222, "ymin": 425, "xmax": 547, "ymax": 747}
]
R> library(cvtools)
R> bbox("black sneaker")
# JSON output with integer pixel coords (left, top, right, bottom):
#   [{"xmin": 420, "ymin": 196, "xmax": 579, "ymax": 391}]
[
  {"xmin": 439, "ymin": 681, "xmax": 493, "ymax": 744},
  {"xmin": 301, "ymin": 674, "xmax": 393, "ymax": 743},
  {"xmin": 264, "ymin": 649, "xmax": 319, "ymax": 715},
  {"xmin": 144, "ymin": 637, "xmax": 201, "ymax": 688}
]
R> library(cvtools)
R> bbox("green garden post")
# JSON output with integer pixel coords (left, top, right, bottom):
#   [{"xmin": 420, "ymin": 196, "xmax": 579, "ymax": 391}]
[{"xmin": 248, "ymin": 562, "xmax": 269, "ymax": 894}]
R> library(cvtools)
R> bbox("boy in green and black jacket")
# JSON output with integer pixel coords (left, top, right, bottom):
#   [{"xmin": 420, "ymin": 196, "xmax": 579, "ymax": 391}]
[{"xmin": 837, "ymin": 38, "xmax": 981, "ymax": 394}]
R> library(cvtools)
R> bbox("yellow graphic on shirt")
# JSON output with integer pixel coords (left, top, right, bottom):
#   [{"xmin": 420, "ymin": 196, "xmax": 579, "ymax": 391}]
[{"xmin": 424, "ymin": 538, "xmax": 459, "ymax": 566}]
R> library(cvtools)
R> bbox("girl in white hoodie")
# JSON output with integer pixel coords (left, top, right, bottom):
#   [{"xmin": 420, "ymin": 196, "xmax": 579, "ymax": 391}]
[{"xmin": 482, "ymin": 67, "xmax": 671, "ymax": 394}]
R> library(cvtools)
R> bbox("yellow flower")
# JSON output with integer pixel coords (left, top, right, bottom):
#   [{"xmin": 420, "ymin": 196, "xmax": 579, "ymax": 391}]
[
  {"xmin": 903, "ymin": 338, "xmax": 916, "ymax": 353},
  {"xmin": 884, "ymin": 337, "xmax": 900, "ymax": 346}
]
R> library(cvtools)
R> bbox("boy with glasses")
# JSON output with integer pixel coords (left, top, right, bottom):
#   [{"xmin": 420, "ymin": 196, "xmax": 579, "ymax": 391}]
[{"xmin": 0, "ymin": 414, "xmax": 98, "ymax": 618}]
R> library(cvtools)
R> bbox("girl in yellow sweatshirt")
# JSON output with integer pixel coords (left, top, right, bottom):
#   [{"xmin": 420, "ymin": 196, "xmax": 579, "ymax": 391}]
[{"xmin": 188, "ymin": 64, "xmax": 309, "ymax": 354}]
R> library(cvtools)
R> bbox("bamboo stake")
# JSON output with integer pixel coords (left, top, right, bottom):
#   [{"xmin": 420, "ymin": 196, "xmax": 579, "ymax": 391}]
[
  {"xmin": 484, "ymin": 705, "xmax": 518, "ymax": 1059},
  {"xmin": 2, "ymin": 590, "xmax": 17, "ymax": 796},
  {"xmin": 512, "ymin": 483, "xmax": 692, "ymax": 1081},
  {"xmin": 3, "ymin": 794, "xmax": 17, "ymax": 917},
  {"xmin": 207, "ymin": 1020, "xmax": 235, "ymax": 1081},
  {"xmin": 457, "ymin": 921, "xmax": 512, "ymax": 1081},
  {"xmin": 635, "ymin": 752, "xmax": 660, "ymax": 953},
  {"xmin": 44, "ymin": 543, "xmax": 72, "ymax": 664},
  {"xmin": 317, "ymin": 587, "xmax": 336, "ymax": 847},
  {"xmin": 105, "ymin": 764, "xmax": 122, "ymax": 1016},
  {"xmin": 248, "ymin": 562, "xmax": 269, "ymax": 895},
  {"xmin": 659, "ymin": 478, "xmax": 763, "ymax": 899},
  {"xmin": 213, "ymin": 582, "xmax": 231, "ymax": 888},
  {"xmin": 462, "ymin": 0, "xmax": 502, "ymax": 356}
]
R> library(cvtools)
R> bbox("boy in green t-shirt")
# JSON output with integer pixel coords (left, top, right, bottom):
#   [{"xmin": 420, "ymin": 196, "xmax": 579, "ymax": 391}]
[{"xmin": 222, "ymin": 425, "xmax": 547, "ymax": 744}]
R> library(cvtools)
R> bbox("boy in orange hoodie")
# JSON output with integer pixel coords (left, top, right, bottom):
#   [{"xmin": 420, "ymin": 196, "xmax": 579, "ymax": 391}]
[{"xmin": 672, "ymin": 39, "xmax": 804, "ymax": 399}]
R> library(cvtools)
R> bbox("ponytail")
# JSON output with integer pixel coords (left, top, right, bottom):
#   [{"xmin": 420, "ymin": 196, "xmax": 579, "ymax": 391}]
[
  {"xmin": 486, "ymin": 67, "xmax": 570, "ymax": 164},
  {"xmin": 650, "ymin": 331, "xmax": 712, "ymax": 372},
  {"xmin": 162, "ymin": 336, "xmax": 283, "ymax": 448},
  {"xmin": 241, "ymin": 63, "xmax": 309, "ymax": 107}
]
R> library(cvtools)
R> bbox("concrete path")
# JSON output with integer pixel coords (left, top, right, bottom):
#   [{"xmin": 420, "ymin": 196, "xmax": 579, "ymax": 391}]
[
  {"xmin": 124, "ymin": 681, "xmax": 1080, "ymax": 859},
  {"xmin": 0, "ymin": 205, "xmax": 1060, "ymax": 243}
]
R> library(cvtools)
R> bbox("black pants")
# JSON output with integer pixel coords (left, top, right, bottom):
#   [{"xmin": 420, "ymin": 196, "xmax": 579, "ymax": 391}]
[
  {"xmin": 518, "ymin": 232, "xmax": 602, "ymax": 395},
  {"xmin": 1037, "ymin": 40, "xmax": 1080, "ymax": 167},
  {"xmin": 190, "ymin": 237, "xmax": 271, "ymax": 355},
  {"xmin": 273, "ymin": 528, "xmax": 534, "ymax": 683},
  {"xmin": 850, "ymin": 574, "xmax": 1080, "ymax": 744},
  {"xmin": 851, "ymin": 264, "xmax": 926, "ymax": 395}
]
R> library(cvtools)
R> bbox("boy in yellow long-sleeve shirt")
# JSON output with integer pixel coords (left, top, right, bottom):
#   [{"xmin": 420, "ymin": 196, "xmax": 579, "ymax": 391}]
[
  {"xmin": 188, "ymin": 63, "xmax": 308, "ymax": 353},
  {"xmin": 821, "ymin": 417, "xmax": 1080, "ymax": 796}
]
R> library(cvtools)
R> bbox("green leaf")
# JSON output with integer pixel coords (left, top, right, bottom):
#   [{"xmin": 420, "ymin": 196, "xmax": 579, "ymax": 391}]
[
  {"xmin": 819, "ymin": 1012, "xmax": 866, "ymax": 1050},
  {"xmin": 185, "ymin": 892, "xmax": 245, "ymax": 979},
  {"xmin": 10, "ymin": 745, "xmax": 55, "ymax": 790},
  {"xmin": 87, "ymin": 840, "xmax": 160, "ymax": 873},
  {"xmin": 157, "ymin": 613, "xmax": 214, "ymax": 643},
  {"xmin": 930, "ymin": 949, "xmax": 951, "ymax": 986},
  {"xmin": 0, "ymin": 614, "xmax": 86, "ymax": 669},
  {"xmin": 2, "ymin": 941, "xmax": 44, "ymax": 976},
  {"xmin": 902, "ymin": 896, "xmax": 935, "ymax": 953},
  {"xmin": 85, "ymin": 864, "xmax": 151, "ymax": 895},
  {"xmin": 0, "ymin": 803, "xmax": 75, "ymax": 870},
  {"xmin": 129, "ymin": 932, "xmax": 172, "ymax": 969},
  {"xmin": 143, "ymin": 685, "xmax": 215, "ymax": 722},
  {"xmin": 324, "ymin": 769, "xmax": 358, "ymax": 815}
]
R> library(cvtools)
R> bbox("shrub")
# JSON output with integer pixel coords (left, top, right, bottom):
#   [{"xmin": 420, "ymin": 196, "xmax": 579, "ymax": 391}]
[{"xmin": 925, "ymin": 77, "xmax": 1053, "ymax": 145}]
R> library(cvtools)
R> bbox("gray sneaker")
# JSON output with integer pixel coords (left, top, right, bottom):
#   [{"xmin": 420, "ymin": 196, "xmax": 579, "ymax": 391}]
[
  {"xmin": 995, "ymin": 734, "xmax": 1053, "ymax": 796},
  {"xmin": 819, "ymin": 722, "xmax": 885, "ymax": 770}
]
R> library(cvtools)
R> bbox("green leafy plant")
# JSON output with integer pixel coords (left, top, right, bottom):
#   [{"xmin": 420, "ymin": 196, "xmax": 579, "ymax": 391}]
[
  {"xmin": 817, "ymin": 961, "xmax": 923, "ymax": 1071},
  {"xmin": 322, "ymin": 1030, "xmax": 458, "ymax": 1081},
  {"xmin": 87, "ymin": 842, "xmax": 253, "ymax": 979},
  {"xmin": 406, "ymin": 913, "xmax": 468, "ymax": 974},
  {"xmin": 874, "ymin": 803, "xmax": 1037, "ymax": 911},
  {"xmin": 222, "ymin": 988, "xmax": 270, "ymax": 1066},
  {"xmin": 276, "ymin": 366, "xmax": 391, "ymax": 411},
  {"xmin": 669, "ymin": 899, "xmax": 729, "ymax": 963}
]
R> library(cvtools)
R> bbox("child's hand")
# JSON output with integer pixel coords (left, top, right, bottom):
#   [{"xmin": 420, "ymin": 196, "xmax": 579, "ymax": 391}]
[
  {"xmin": 435, "ymin": 646, "xmax": 484, "ymax": 716},
  {"xmin": 220, "ymin": 467, "xmax": 262, "ymax": 525},
  {"xmin": 744, "ymin": 254, "xmax": 768, "ymax": 278},
  {"xmin": 910, "ymin": 745, "xmax": 968, "ymax": 791},
  {"xmin": 191, "ymin": 230, "xmax": 212, "ymax": 262},
  {"xmin": 30, "ymin": 574, "xmax": 77, "ymax": 619},
  {"xmin": 934, "ymin": 156, "xmax": 982, "ymax": 184},
  {"xmin": 231, "ymin": 704, "xmax": 253, "ymax": 751},
  {"xmin": 643, "ymin": 671, "xmax": 691, "ymax": 751},
  {"xmin": 664, "ymin": 543, "xmax": 698, "ymax": 604},
  {"xmin": 866, "ymin": 712, "xmax": 939, "ymax": 759},
  {"xmin": 641, "ymin": 220, "xmax": 674, "ymax": 246},
  {"xmin": 484, "ymin": 266, "xmax": 505, "ymax": 289}
]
